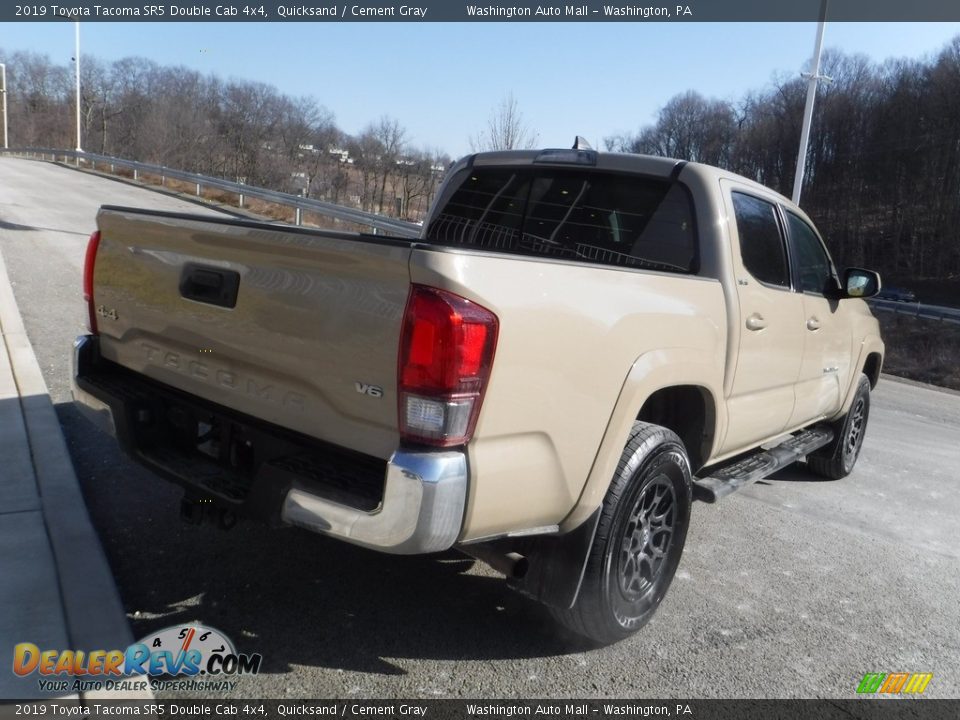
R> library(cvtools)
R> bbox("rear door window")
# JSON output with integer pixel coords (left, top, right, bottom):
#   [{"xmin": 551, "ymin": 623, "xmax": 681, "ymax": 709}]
[
  {"xmin": 731, "ymin": 192, "xmax": 790, "ymax": 288},
  {"xmin": 425, "ymin": 167, "xmax": 697, "ymax": 273}
]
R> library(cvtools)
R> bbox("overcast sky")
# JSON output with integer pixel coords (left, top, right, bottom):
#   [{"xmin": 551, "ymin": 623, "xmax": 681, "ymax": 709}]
[{"xmin": 3, "ymin": 21, "xmax": 959, "ymax": 158}]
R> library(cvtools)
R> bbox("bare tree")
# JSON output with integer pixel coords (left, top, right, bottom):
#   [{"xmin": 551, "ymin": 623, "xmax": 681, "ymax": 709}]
[
  {"xmin": 469, "ymin": 92, "xmax": 539, "ymax": 151},
  {"xmin": 1, "ymin": 49, "xmax": 72, "ymax": 147},
  {"xmin": 348, "ymin": 129, "xmax": 384, "ymax": 212},
  {"xmin": 367, "ymin": 116, "xmax": 407, "ymax": 214},
  {"xmin": 622, "ymin": 91, "xmax": 737, "ymax": 167},
  {"xmin": 378, "ymin": 116, "xmax": 407, "ymax": 213},
  {"xmin": 388, "ymin": 147, "xmax": 444, "ymax": 219},
  {"xmin": 602, "ymin": 133, "xmax": 633, "ymax": 152}
]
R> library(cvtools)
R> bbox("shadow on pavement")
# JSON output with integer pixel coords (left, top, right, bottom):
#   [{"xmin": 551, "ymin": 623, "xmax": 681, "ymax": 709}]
[
  {"xmin": 0, "ymin": 218, "xmax": 89, "ymax": 236},
  {"xmin": 764, "ymin": 465, "xmax": 833, "ymax": 484},
  {"xmin": 55, "ymin": 401, "xmax": 593, "ymax": 679},
  {"xmin": 0, "ymin": 219, "xmax": 38, "ymax": 232}
]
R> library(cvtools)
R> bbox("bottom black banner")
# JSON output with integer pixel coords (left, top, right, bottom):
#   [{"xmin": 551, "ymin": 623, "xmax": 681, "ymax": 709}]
[{"xmin": 1, "ymin": 700, "xmax": 958, "ymax": 720}]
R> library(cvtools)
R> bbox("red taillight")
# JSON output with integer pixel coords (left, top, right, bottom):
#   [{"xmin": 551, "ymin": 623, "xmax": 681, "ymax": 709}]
[
  {"xmin": 398, "ymin": 285, "xmax": 498, "ymax": 447},
  {"xmin": 83, "ymin": 230, "xmax": 101, "ymax": 334}
]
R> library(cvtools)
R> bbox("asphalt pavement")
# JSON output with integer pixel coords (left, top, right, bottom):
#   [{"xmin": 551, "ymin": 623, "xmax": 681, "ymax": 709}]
[{"xmin": 1, "ymin": 157, "xmax": 958, "ymax": 700}]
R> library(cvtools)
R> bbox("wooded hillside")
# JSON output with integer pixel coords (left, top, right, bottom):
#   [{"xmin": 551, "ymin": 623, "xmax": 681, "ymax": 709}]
[
  {"xmin": 606, "ymin": 38, "xmax": 960, "ymax": 284},
  {"xmin": 0, "ymin": 49, "xmax": 449, "ymax": 220}
]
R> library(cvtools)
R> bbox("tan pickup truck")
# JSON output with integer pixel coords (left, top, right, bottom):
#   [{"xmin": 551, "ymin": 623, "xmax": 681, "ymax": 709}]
[{"xmin": 73, "ymin": 148, "xmax": 884, "ymax": 643}]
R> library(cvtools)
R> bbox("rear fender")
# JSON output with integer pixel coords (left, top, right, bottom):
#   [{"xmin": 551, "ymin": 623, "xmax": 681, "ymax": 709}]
[{"xmin": 560, "ymin": 349, "xmax": 724, "ymax": 531}]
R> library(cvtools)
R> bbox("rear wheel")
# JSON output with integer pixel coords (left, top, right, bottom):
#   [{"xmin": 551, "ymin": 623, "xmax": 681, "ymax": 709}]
[
  {"xmin": 808, "ymin": 373, "xmax": 871, "ymax": 480},
  {"xmin": 551, "ymin": 422, "xmax": 692, "ymax": 644}
]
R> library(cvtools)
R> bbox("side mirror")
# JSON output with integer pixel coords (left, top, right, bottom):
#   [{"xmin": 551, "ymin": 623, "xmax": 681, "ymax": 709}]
[{"xmin": 840, "ymin": 267, "xmax": 881, "ymax": 299}]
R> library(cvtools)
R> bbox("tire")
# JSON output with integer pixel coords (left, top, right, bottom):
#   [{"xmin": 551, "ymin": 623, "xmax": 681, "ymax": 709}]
[
  {"xmin": 551, "ymin": 422, "xmax": 692, "ymax": 645},
  {"xmin": 808, "ymin": 373, "xmax": 871, "ymax": 480}
]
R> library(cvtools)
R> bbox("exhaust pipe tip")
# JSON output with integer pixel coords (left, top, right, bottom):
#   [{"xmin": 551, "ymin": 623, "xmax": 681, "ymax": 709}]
[{"xmin": 510, "ymin": 553, "xmax": 529, "ymax": 580}]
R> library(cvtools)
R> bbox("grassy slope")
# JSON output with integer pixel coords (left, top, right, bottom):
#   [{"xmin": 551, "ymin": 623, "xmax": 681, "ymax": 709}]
[{"xmin": 875, "ymin": 311, "xmax": 960, "ymax": 391}]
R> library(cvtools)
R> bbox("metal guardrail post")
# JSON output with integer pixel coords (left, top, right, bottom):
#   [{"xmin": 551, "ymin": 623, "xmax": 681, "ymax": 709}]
[{"xmin": 295, "ymin": 208, "xmax": 302, "ymax": 226}]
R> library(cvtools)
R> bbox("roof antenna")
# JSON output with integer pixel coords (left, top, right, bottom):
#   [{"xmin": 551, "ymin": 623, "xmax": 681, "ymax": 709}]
[{"xmin": 572, "ymin": 136, "xmax": 593, "ymax": 150}]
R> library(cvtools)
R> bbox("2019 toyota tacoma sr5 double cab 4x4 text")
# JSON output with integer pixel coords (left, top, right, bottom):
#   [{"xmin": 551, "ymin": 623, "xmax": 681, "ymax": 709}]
[{"xmin": 73, "ymin": 148, "xmax": 884, "ymax": 644}]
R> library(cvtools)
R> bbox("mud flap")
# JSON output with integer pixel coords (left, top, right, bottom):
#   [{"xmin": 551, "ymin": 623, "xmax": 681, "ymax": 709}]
[{"xmin": 508, "ymin": 507, "xmax": 601, "ymax": 610}]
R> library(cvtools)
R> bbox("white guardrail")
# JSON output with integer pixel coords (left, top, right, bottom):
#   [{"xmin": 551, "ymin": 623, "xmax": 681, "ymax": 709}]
[
  {"xmin": 867, "ymin": 297, "xmax": 960, "ymax": 326},
  {"xmin": 0, "ymin": 147, "xmax": 422, "ymax": 239}
]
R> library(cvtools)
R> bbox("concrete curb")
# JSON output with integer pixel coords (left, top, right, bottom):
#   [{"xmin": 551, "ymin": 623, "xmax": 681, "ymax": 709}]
[{"xmin": 0, "ymin": 251, "xmax": 152, "ymax": 702}]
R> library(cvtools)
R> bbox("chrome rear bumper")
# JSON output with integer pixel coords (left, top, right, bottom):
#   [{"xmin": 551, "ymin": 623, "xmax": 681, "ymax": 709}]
[{"xmin": 281, "ymin": 450, "xmax": 467, "ymax": 554}]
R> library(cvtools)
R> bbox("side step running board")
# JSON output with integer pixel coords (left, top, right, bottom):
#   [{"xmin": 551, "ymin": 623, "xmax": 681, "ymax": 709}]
[{"xmin": 692, "ymin": 426, "xmax": 834, "ymax": 503}]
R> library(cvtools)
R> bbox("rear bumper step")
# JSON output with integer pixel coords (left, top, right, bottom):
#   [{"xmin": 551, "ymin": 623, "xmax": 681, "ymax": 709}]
[{"xmin": 693, "ymin": 426, "xmax": 834, "ymax": 503}]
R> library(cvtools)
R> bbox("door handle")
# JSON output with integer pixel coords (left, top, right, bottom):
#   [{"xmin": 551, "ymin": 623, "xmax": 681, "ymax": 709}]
[
  {"xmin": 806, "ymin": 317, "xmax": 821, "ymax": 331},
  {"xmin": 745, "ymin": 313, "xmax": 767, "ymax": 331}
]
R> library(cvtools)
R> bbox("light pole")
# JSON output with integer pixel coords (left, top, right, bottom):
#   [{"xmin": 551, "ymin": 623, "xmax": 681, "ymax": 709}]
[
  {"xmin": 0, "ymin": 62, "xmax": 8, "ymax": 149},
  {"xmin": 73, "ymin": 21, "xmax": 82, "ymax": 152},
  {"xmin": 791, "ymin": 0, "xmax": 830, "ymax": 205}
]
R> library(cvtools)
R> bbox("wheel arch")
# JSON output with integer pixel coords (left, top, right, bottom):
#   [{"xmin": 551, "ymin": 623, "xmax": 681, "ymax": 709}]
[
  {"xmin": 862, "ymin": 351, "xmax": 883, "ymax": 388},
  {"xmin": 560, "ymin": 349, "xmax": 724, "ymax": 532},
  {"xmin": 636, "ymin": 385, "xmax": 716, "ymax": 472},
  {"xmin": 834, "ymin": 337, "xmax": 884, "ymax": 419}
]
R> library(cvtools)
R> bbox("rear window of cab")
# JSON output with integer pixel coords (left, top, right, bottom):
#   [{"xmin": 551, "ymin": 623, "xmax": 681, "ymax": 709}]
[{"xmin": 425, "ymin": 167, "xmax": 698, "ymax": 274}]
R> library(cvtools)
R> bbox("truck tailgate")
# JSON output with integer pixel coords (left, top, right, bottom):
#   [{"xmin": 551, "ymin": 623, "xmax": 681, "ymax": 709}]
[{"xmin": 92, "ymin": 207, "xmax": 413, "ymax": 460}]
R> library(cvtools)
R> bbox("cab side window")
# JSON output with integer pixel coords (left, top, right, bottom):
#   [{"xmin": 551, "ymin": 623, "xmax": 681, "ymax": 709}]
[
  {"xmin": 785, "ymin": 212, "xmax": 836, "ymax": 295},
  {"xmin": 732, "ymin": 192, "xmax": 790, "ymax": 288}
]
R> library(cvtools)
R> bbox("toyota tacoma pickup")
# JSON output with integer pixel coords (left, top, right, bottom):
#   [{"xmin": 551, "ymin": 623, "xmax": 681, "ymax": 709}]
[{"xmin": 73, "ymin": 147, "xmax": 884, "ymax": 643}]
